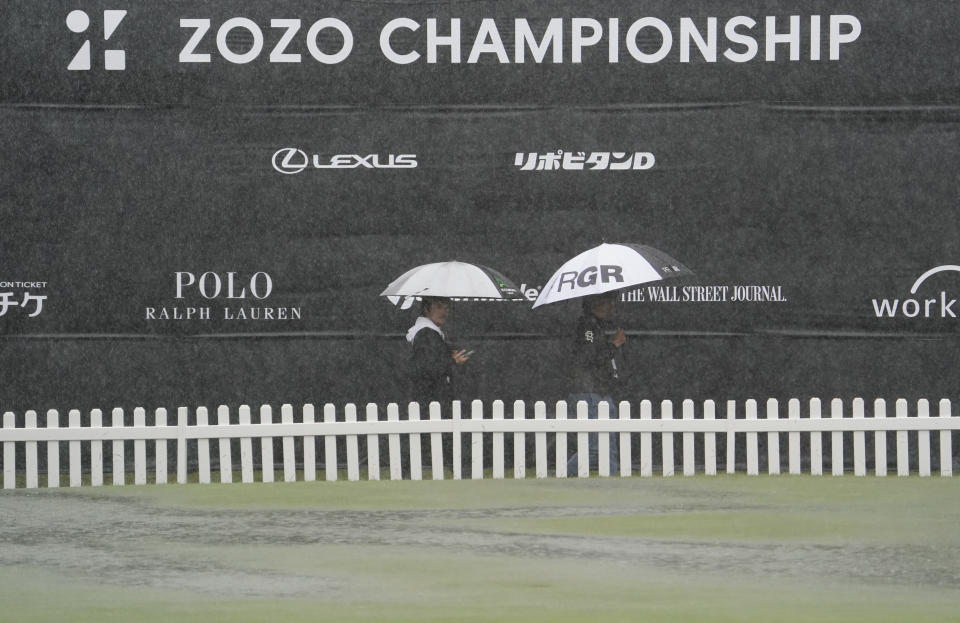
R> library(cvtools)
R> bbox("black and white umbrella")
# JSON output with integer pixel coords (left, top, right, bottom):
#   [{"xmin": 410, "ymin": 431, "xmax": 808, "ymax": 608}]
[
  {"xmin": 532, "ymin": 242, "xmax": 693, "ymax": 308},
  {"xmin": 380, "ymin": 261, "xmax": 524, "ymax": 301}
]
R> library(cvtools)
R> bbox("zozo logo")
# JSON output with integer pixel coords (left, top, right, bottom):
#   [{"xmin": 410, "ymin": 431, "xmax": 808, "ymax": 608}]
[{"xmin": 66, "ymin": 9, "xmax": 127, "ymax": 71}]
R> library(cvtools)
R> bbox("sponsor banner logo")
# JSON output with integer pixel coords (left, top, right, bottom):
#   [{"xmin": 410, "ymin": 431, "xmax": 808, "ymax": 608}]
[
  {"xmin": 67, "ymin": 13, "xmax": 864, "ymax": 72},
  {"xmin": 67, "ymin": 9, "xmax": 127, "ymax": 71},
  {"xmin": 388, "ymin": 280, "xmax": 542, "ymax": 309},
  {"xmin": 622, "ymin": 284, "xmax": 787, "ymax": 303},
  {"xmin": 514, "ymin": 150, "xmax": 654, "ymax": 171},
  {"xmin": 272, "ymin": 148, "xmax": 418, "ymax": 174},
  {"xmin": 145, "ymin": 271, "xmax": 302, "ymax": 321},
  {"xmin": 0, "ymin": 280, "xmax": 49, "ymax": 318},
  {"xmin": 871, "ymin": 265, "xmax": 959, "ymax": 319},
  {"xmin": 175, "ymin": 15, "xmax": 862, "ymax": 67}
]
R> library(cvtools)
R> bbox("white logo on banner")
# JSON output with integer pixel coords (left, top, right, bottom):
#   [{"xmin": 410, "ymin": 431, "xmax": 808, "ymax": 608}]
[
  {"xmin": 272, "ymin": 148, "xmax": 417, "ymax": 174},
  {"xmin": 145, "ymin": 271, "xmax": 304, "ymax": 321},
  {"xmin": 387, "ymin": 282, "xmax": 543, "ymax": 308},
  {"xmin": 67, "ymin": 10, "xmax": 127, "ymax": 70},
  {"xmin": 872, "ymin": 265, "xmax": 960, "ymax": 319},
  {"xmin": 515, "ymin": 151, "xmax": 655, "ymax": 171},
  {"xmin": 272, "ymin": 148, "xmax": 310, "ymax": 174},
  {"xmin": 623, "ymin": 285, "xmax": 786, "ymax": 303},
  {"xmin": 0, "ymin": 281, "xmax": 49, "ymax": 318}
]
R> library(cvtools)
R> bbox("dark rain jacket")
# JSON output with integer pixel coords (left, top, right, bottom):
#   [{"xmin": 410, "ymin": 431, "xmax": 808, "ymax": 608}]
[
  {"xmin": 409, "ymin": 324, "xmax": 455, "ymax": 403},
  {"xmin": 570, "ymin": 313, "xmax": 624, "ymax": 396}
]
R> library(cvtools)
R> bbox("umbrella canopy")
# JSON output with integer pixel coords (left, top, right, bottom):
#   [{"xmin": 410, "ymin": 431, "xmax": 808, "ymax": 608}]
[
  {"xmin": 532, "ymin": 242, "xmax": 693, "ymax": 308},
  {"xmin": 380, "ymin": 261, "xmax": 524, "ymax": 300}
]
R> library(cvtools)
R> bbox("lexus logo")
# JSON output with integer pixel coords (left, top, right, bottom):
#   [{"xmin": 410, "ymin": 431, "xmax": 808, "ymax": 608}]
[
  {"xmin": 272, "ymin": 147, "xmax": 418, "ymax": 173},
  {"xmin": 272, "ymin": 148, "xmax": 309, "ymax": 174}
]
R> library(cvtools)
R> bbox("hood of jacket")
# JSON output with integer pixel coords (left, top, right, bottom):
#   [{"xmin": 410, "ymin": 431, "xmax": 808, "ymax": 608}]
[{"xmin": 406, "ymin": 316, "xmax": 444, "ymax": 343}]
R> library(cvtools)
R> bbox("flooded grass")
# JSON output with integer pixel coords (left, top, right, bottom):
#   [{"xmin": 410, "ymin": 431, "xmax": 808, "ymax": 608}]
[{"xmin": 1, "ymin": 476, "xmax": 958, "ymax": 622}]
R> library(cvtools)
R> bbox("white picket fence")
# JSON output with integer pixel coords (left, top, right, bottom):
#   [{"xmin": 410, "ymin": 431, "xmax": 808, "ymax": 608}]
[{"xmin": 1, "ymin": 397, "xmax": 957, "ymax": 490}]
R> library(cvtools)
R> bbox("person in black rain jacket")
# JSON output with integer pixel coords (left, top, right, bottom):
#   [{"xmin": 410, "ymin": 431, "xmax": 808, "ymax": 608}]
[
  {"xmin": 568, "ymin": 292, "xmax": 625, "ymax": 473},
  {"xmin": 407, "ymin": 296, "xmax": 470, "ymax": 404}
]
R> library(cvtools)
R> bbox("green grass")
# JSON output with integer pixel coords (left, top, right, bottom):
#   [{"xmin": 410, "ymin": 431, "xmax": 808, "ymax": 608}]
[{"xmin": 2, "ymin": 476, "xmax": 959, "ymax": 622}]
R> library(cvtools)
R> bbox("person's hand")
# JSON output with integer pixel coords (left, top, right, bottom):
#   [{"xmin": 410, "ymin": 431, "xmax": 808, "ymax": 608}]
[
  {"xmin": 611, "ymin": 328, "xmax": 626, "ymax": 348},
  {"xmin": 452, "ymin": 349, "xmax": 470, "ymax": 365}
]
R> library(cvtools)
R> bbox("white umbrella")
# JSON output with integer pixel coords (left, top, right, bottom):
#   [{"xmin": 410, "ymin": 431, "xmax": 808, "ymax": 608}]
[
  {"xmin": 380, "ymin": 261, "xmax": 524, "ymax": 300},
  {"xmin": 532, "ymin": 242, "xmax": 693, "ymax": 308}
]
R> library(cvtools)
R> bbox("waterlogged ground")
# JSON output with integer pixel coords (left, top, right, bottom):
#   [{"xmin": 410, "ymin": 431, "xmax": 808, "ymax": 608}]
[{"xmin": 1, "ymin": 476, "xmax": 958, "ymax": 622}]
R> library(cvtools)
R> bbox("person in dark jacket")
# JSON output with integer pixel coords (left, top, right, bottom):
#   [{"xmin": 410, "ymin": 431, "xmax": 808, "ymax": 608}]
[
  {"xmin": 567, "ymin": 292, "xmax": 625, "ymax": 474},
  {"xmin": 407, "ymin": 296, "xmax": 470, "ymax": 404}
]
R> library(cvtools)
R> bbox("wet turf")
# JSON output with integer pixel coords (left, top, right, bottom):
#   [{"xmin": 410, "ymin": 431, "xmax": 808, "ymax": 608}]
[{"xmin": 1, "ymin": 476, "xmax": 958, "ymax": 622}]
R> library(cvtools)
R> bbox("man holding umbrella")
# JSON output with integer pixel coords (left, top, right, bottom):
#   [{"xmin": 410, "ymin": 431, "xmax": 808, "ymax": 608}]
[
  {"xmin": 567, "ymin": 292, "xmax": 625, "ymax": 473},
  {"xmin": 533, "ymin": 242, "xmax": 694, "ymax": 475}
]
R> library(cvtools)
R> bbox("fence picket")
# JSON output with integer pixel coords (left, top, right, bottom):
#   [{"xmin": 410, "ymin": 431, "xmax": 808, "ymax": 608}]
[
  {"xmin": 303, "ymin": 404, "xmax": 316, "ymax": 482},
  {"xmin": 745, "ymin": 400, "xmax": 758, "ymax": 476},
  {"xmin": 69, "ymin": 410, "xmax": 82, "ymax": 487},
  {"xmin": 767, "ymin": 399, "xmax": 780, "ymax": 475},
  {"xmin": 682, "ymin": 400, "xmax": 695, "ymax": 477},
  {"xmin": 408, "ymin": 403, "xmax": 422, "ymax": 481},
  {"xmin": 155, "ymin": 408, "xmax": 167, "ymax": 485},
  {"xmin": 2, "ymin": 412, "xmax": 14, "ymax": 489},
  {"xmin": 620, "ymin": 401, "xmax": 633, "ymax": 477},
  {"xmin": 554, "ymin": 401, "xmax": 567, "ymax": 478},
  {"xmin": 725, "ymin": 400, "xmax": 736, "ymax": 474},
  {"xmin": 48, "ymin": 410, "xmax": 60, "ymax": 488},
  {"xmin": 429, "ymin": 402, "xmax": 443, "ymax": 480},
  {"xmin": 282, "ymin": 404, "xmax": 297, "ymax": 483},
  {"xmin": 239, "ymin": 405, "xmax": 254, "ymax": 483},
  {"xmin": 109, "ymin": 408, "xmax": 123, "ymax": 486},
  {"xmin": 260, "ymin": 405, "xmax": 274, "ymax": 483},
  {"xmin": 640, "ymin": 400, "xmax": 652, "ymax": 477},
  {"xmin": 217, "ymin": 406, "xmax": 231, "ymax": 484},
  {"xmin": 512, "ymin": 400, "xmax": 525, "ymax": 479},
  {"xmin": 662, "ymin": 400, "xmax": 675, "ymax": 477},
  {"xmin": 197, "ymin": 407, "xmax": 210, "ymax": 484},
  {"xmin": 26, "ymin": 411, "xmax": 38, "ymax": 489},
  {"xmin": 788, "ymin": 399, "xmax": 801, "ymax": 474},
  {"xmin": 703, "ymin": 400, "xmax": 715, "ymax": 476},
  {"xmin": 2, "ymin": 412, "xmax": 13, "ymax": 489},
  {"xmin": 874, "ymin": 399, "xmax": 887, "ymax": 476},
  {"xmin": 452, "ymin": 401, "xmax": 462, "ymax": 480},
  {"xmin": 534, "ymin": 401, "xmax": 547, "ymax": 478},
  {"xmin": 598, "ymin": 401, "xmax": 610, "ymax": 478},
  {"xmin": 576, "ymin": 400, "xmax": 589, "ymax": 478},
  {"xmin": 324, "ymin": 404, "xmax": 338, "ymax": 481},
  {"xmin": 940, "ymin": 399, "xmax": 952, "ymax": 477},
  {"xmin": 135, "ymin": 407, "xmax": 147, "ymax": 485},
  {"xmin": 831, "ymin": 399, "xmax": 844, "ymax": 476},
  {"xmin": 366, "ymin": 404, "xmax": 380, "ymax": 481},
  {"xmin": 176, "ymin": 407, "xmax": 187, "ymax": 484},
  {"xmin": 917, "ymin": 400, "xmax": 930, "ymax": 477},
  {"xmin": 345, "ymin": 404, "xmax": 360, "ymax": 482},
  {"xmin": 471, "ymin": 400, "xmax": 484, "ymax": 480},
  {"xmin": 493, "ymin": 401, "xmax": 505, "ymax": 479},
  {"xmin": 810, "ymin": 398, "xmax": 823, "ymax": 476},
  {"xmin": 92, "ymin": 409, "xmax": 104, "ymax": 487},
  {"xmin": 388, "ymin": 403, "xmax": 401, "ymax": 480},
  {"xmin": 896, "ymin": 399, "xmax": 909, "ymax": 476},
  {"xmin": 726, "ymin": 400, "xmax": 737, "ymax": 474},
  {"xmin": 852, "ymin": 399, "xmax": 866, "ymax": 476}
]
